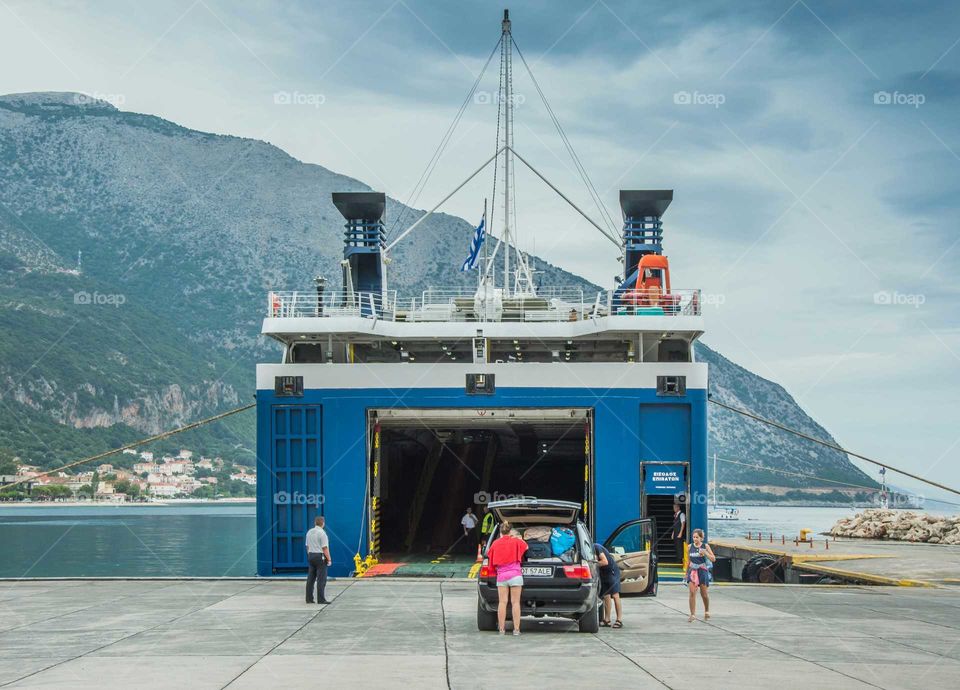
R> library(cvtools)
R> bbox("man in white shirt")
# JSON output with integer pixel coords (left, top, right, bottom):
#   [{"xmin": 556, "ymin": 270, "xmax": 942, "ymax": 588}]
[
  {"xmin": 305, "ymin": 516, "xmax": 331, "ymax": 604},
  {"xmin": 461, "ymin": 507, "xmax": 479, "ymax": 550}
]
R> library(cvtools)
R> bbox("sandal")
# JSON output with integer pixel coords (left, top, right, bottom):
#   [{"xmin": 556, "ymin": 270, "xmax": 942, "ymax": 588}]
[
  {"xmin": 687, "ymin": 615, "xmax": 695, "ymax": 623},
  {"xmin": 612, "ymin": 620, "xmax": 623, "ymax": 629},
  {"xmin": 704, "ymin": 612, "xmax": 711, "ymax": 620},
  {"xmin": 600, "ymin": 620, "xmax": 611, "ymax": 627}
]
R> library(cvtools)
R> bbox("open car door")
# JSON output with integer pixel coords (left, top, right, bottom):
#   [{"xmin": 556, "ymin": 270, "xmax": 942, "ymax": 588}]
[{"xmin": 604, "ymin": 518, "xmax": 657, "ymax": 596}]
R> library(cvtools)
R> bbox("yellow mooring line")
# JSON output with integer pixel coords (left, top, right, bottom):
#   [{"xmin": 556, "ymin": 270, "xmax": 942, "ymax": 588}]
[{"xmin": 1, "ymin": 403, "xmax": 256, "ymax": 489}]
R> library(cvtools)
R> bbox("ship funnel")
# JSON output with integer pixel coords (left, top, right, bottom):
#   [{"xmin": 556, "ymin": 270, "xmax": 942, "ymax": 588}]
[
  {"xmin": 619, "ymin": 189, "xmax": 672, "ymax": 285},
  {"xmin": 334, "ymin": 191, "xmax": 386, "ymax": 302}
]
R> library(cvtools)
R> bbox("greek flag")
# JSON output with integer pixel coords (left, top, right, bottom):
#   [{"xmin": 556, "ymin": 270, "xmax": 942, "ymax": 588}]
[{"xmin": 459, "ymin": 215, "xmax": 485, "ymax": 271}]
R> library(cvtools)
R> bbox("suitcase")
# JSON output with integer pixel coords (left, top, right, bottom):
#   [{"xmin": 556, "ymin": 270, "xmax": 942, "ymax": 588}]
[{"xmin": 525, "ymin": 541, "xmax": 552, "ymax": 560}]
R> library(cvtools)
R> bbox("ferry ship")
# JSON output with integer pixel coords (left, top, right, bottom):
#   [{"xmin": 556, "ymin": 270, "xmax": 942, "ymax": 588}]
[{"xmin": 255, "ymin": 10, "xmax": 707, "ymax": 578}]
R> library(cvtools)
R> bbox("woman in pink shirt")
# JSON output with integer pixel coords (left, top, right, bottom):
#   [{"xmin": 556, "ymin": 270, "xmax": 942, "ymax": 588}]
[{"xmin": 485, "ymin": 522, "xmax": 528, "ymax": 635}]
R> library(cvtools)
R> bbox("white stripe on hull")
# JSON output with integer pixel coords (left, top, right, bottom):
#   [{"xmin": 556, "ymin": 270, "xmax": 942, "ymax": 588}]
[{"xmin": 256, "ymin": 361, "xmax": 707, "ymax": 390}]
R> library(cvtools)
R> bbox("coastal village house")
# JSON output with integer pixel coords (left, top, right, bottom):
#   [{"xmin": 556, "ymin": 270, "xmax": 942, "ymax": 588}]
[{"xmin": 6, "ymin": 449, "xmax": 238, "ymax": 502}]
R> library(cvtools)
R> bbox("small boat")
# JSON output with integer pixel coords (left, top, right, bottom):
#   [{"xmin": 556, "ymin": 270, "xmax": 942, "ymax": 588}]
[
  {"xmin": 709, "ymin": 506, "xmax": 741, "ymax": 521},
  {"xmin": 708, "ymin": 453, "xmax": 740, "ymax": 521}
]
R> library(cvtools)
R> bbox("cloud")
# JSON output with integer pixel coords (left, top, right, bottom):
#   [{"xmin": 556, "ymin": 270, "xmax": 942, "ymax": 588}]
[{"xmin": 1, "ymin": 0, "xmax": 959, "ymax": 486}]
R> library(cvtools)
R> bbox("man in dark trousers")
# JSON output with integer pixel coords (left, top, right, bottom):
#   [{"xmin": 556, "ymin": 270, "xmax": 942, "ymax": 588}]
[
  {"xmin": 305, "ymin": 515, "xmax": 331, "ymax": 604},
  {"xmin": 671, "ymin": 501, "xmax": 686, "ymax": 563}
]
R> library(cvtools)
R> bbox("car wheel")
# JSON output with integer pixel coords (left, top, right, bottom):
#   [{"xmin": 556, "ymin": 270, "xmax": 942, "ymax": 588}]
[
  {"xmin": 477, "ymin": 598, "xmax": 498, "ymax": 631},
  {"xmin": 578, "ymin": 595, "xmax": 600, "ymax": 633}
]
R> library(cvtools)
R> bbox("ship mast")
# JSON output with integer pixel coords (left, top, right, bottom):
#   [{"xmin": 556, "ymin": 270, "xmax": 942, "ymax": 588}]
[
  {"xmin": 501, "ymin": 10, "xmax": 512, "ymax": 295},
  {"xmin": 494, "ymin": 9, "xmax": 534, "ymax": 296}
]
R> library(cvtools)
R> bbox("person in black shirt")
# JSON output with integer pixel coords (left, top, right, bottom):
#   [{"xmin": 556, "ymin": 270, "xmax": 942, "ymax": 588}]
[
  {"xmin": 594, "ymin": 543, "xmax": 623, "ymax": 628},
  {"xmin": 671, "ymin": 502, "xmax": 686, "ymax": 562}
]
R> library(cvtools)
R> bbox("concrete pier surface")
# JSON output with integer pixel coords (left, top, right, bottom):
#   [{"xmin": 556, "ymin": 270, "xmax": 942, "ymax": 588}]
[
  {"xmin": 1, "ymin": 579, "xmax": 959, "ymax": 689},
  {"xmin": 713, "ymin": 537, "xmax": 960, "ymax": 585}
]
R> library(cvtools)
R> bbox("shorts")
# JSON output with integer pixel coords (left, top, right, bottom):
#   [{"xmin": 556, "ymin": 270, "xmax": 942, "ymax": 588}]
[
  {"xmin": 600, "ymin": 577, "xmax": 620, "ymax": 597},
  {"xmin": 497, "ymin": 575, "xmax": 524, "ymax": 587}
]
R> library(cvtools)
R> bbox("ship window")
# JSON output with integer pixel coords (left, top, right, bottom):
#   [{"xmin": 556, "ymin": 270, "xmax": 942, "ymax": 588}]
[
  {"xmin": 291, "ymin": 343, "xmax": 325, "ymax": 363},
  {"xmin": 656, "ymin": 375, "xmax": 685, "ymax": 396}
]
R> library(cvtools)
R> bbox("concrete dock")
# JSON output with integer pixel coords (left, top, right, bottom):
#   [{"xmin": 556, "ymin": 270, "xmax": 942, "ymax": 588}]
[
  {"xmin": 1, "ymin": 578, "xmax": 959, "ymax": 689},
  {"xmin": 713, "ymin": 537, "xmax": 960, "ymax": 585}
]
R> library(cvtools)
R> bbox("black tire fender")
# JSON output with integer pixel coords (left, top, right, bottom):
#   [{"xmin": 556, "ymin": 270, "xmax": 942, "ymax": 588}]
[{"xmin": 741, "ymin": 554, "xmax": 784, "ymax": 583}]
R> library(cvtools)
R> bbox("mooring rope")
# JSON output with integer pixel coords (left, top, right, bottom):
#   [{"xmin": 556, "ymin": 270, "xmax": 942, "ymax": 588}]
[
  {"xmin": 2, "ymin": 403, "xmax": 256, "ymax": 489},
  {"xmin": 709, "ymin": 398, "xmax": 960, "ymax": 498}
]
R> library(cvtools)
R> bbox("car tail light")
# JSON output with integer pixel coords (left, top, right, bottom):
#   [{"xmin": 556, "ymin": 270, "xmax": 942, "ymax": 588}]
[
  {"xmin": 562, "ymin": 565, "xmax": 592, "ymax": 579},
  {"xmin": 479, "ymin": 564, "xmax": 493, "ymax": 578}
]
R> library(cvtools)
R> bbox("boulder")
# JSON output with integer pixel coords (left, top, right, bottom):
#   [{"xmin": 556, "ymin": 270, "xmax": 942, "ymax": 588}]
[{"xmin": 828, "ymin": 509, "xmax": 960, "ymax": 544}]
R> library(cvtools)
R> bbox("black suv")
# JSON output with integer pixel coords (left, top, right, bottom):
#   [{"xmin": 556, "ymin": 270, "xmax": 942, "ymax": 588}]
[{"xmin": 476, "ymin": 498, "xmax": 657, "ymax": 633}]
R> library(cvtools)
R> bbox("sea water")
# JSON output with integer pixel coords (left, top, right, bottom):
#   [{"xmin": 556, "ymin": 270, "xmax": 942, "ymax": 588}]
[{"xmin": 0, "ymin": 503, "xmax": 953, "ymax": 577}]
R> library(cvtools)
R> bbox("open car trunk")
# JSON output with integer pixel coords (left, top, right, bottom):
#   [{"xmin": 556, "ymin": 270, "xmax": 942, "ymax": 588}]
[
  {"xmin": 487, "ymin": 499, "xmax": 584, "ymax": 584},
  {"xmin": 488, "ymin": 498, "xmax": 580, "ymax": 525}
]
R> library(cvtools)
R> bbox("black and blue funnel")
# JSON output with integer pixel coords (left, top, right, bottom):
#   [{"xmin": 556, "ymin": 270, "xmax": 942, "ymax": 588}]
[
  {"xmin": 617, "ymin": 189, "xmax": 672, "ymax": 293},
  {"xmin": 335, "ymin": 191, "xmax": 386, "ymax": 300}
]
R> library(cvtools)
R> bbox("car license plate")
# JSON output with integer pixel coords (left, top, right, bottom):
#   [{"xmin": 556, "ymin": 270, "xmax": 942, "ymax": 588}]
[{"xmin": 522, "ymin": 566, "xmax": 552, "ymax": 577}]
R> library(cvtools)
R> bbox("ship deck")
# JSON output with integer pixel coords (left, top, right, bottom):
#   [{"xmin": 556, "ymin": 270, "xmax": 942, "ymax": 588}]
[{"xmin": 1, "ymin": 579, "xmax": 958, "ymax": 688}]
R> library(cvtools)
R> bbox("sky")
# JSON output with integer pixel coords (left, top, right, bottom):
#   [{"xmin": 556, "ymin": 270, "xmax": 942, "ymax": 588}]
[{"xmin": 1, "ymin": 0, "xmax": 958, "ymax": 499}]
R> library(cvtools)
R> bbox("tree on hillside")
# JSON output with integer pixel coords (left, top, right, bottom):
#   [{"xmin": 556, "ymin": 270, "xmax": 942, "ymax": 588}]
[
  {"xmin": 113, "ymin": 479, "xmax": 141, "ymax": 498},
  {"xmin": 32, "ymin": 485, "xmax": 72, "ymax": 500}
]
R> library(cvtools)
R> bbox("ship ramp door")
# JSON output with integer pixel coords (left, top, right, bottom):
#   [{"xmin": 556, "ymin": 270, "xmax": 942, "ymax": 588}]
[{"xmin": 368, "ymin": 408, "xmax": 592, "ymax": 574}]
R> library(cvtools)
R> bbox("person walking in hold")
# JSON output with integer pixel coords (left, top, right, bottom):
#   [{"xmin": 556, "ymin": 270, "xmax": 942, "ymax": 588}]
[
  {"xmin": 461, "ymin": 507, "xmax": 479, "ymax": 551},
  {"xmin": 671, "ymin": 502, "xmax": 686, "ymax": 562},
  {"xmin": 305, "ymin": 516, "xmax": 332, "ymax": 604},
  {"xmin": 685, "ymin": 528, "xmax": 716, "ymax": 622},
  {"xmin": 594, "ymin": 542, "xmax": 623, "ymax": 628},
  {"xmin": 485, "ymin": 522, "xmax": 528, "ymax": 635}
]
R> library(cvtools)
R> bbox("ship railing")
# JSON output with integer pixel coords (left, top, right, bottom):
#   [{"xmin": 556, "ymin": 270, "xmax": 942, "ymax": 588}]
[
  {"xmin": 606, "ymin": 288, "xmax": 702, "ymax": 317},
  {"xmin": 267, "ymin": 290, "xmax": 398, "ymax": 319},
  {"xmin": 407, "ymin": 286, "xmax": 588, "ymax": 323},
  {"xmin": 266, "ymin": 288, "xmax": 702, "ymax": 320}
]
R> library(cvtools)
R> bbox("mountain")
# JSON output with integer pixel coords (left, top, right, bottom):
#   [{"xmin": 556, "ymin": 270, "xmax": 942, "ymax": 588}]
[
  {"xmin": 697, "ymin": 345, "xmax": 875, "ymax": 491},
  {"xmin": 0, "ymin": 91, "xmax": 875, "ymax": 494}
]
